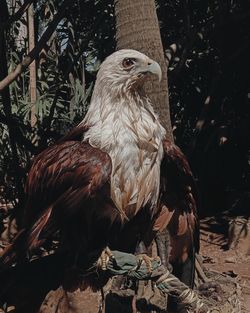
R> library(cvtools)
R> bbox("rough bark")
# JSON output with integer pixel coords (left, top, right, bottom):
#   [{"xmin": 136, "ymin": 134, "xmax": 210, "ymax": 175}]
[{"xmin": 114, "ymin": 0, "xmax": 173, "ymax": 141}]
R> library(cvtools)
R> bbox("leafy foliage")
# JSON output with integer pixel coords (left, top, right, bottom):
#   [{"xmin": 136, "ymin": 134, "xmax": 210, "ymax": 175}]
[
  {"xmin": 157, "ymin": 0, "xmax": 250, "ymax": 214},
  {"xmin": 0, "ymin": 0, "xmax": 115, "ymax": 208}
]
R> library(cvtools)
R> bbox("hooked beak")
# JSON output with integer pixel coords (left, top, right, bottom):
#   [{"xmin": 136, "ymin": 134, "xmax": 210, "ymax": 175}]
[
  {"xmin": 134, "ymin": 59, "xmax": 162, "ymax": 85},
  {"xmin": 147, "ymin": 61, "xmax": 162, "ymax": 82}
]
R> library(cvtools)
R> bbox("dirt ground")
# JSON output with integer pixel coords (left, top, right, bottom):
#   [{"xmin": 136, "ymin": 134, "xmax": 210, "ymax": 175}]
[{"xmin": 199, "ymin": 217, "xmax": 250, "ymax": 313}]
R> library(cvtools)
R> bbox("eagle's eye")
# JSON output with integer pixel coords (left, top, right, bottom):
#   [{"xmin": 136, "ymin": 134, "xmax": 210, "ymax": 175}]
[{"xmin": 122, "ymin": 58, "xmax": 135, "ymax": 69}]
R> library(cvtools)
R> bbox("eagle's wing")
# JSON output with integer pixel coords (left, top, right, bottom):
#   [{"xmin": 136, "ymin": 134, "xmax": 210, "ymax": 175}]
[
  {"xmin": 25, "ymin": 140, "xmax": 112, "ymax": 224},
  {"xmin": 1, "ymin": 136, "xmax": 113, "ymax": 267},
  {"xmin": 153, "ymin": 139, "xmax": 199, "ymax": 287}
]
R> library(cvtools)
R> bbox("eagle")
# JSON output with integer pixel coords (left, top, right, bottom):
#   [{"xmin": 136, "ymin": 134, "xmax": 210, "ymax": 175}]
[{"xmin": 0, "ymin": 50, "xmax": 198, "ymax": 294}]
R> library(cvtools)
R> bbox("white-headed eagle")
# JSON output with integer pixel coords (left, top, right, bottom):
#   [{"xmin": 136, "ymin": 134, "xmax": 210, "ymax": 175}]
[{"xmin": 0, "ymin": 50, "xmax": 198, "ymax": 291}]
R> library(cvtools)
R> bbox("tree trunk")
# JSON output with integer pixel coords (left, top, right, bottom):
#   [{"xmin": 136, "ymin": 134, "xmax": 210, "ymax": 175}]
[
  {"xmin": 114, "ymin": 0, "xmax": 173, "ymax": 141},
  {"xmin": 27, "ymin": 3, "xmax": 37, "ymax": 127},
  {"xmin": 109, "ymin": 3, "xmax": 174, "ymax": 312}
]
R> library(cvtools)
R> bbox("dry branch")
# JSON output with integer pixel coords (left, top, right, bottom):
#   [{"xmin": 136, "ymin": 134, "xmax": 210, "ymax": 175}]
[
  {"xmin": 0, "ymin": 8, "xmax": 65, "ymax": 91},
  {"xmin": 0, "ymin": 0, "xmax": 34, "ymax": 31}
]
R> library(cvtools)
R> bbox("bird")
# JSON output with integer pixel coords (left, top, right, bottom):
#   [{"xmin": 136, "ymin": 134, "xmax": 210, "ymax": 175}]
[{"xmin": 0, "ymin": 50, "xmax": 198, "ymax": 297}]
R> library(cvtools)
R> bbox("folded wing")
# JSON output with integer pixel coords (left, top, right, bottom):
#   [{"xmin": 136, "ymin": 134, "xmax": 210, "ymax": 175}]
[
  {"xmin": 154, "ymin": 139, "xmax": 199, "ymax": 287},
  {"xmin": 1, "ymin": 136, "xmax": 113, "ymax": 268}
]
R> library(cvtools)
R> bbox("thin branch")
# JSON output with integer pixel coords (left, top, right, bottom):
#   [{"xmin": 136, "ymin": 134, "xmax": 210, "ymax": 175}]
[
  {"xmin": 0, "ymin": 8, "xmax": 65, "ymax": 91},
  {"xmin": 0, "ymin": 0, "xmax": 35, "ymax": 31}
]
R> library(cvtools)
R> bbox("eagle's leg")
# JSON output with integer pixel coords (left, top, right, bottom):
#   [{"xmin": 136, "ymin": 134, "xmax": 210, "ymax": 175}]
[
  {"xmin": 155, "ymin": 228, "xmax": 196, "ymax": 313},
  {"xmin": 135, "ymin": 241, "xmax": 155, "ymax": 273},
  {"xmin": 155, "ymin": 228, "xmax": 172, "ymax": 271},
  {"xmin": 134, "ymin": 240, "xmax": 152, "ymax": 313},
  {"xmin": 154, "ymin": 228, "xmax": 172, "ymax": 313}
]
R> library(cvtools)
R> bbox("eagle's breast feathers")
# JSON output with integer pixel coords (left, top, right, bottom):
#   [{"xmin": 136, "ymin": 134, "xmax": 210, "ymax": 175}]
[{"xmin": 82, "ymin": 85, "xmax": 166, "ymax": 220}]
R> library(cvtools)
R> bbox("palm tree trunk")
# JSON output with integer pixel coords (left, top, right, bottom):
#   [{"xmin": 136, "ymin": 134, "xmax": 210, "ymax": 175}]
[{"xmin": 115, "ymin": 0, "xmax": 173, "ymax": 141}]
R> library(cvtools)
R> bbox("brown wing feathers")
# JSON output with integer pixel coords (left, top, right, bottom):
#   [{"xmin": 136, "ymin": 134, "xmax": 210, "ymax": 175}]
[
  {"xmin": 156, "ymin": 139, "xmax": 199, "ymax": 256},
  {"xmin": 0, "ymin": 135, "xmax": 112, "ymax": 269},
  {"xmin": 27, "ymin": 206, "xmax": 53, "ymax": 250}
]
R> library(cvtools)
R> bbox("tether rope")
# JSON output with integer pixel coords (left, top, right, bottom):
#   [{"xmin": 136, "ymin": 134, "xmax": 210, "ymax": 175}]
[{"xmin": 96, "ymin": 247, "xmax": 210, "ymax": 313}]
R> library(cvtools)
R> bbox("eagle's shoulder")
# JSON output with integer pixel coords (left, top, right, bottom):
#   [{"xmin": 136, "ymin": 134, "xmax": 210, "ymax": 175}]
[
  {"xmin": 27, "ymin": 140, "xmax": 111, "ymax": 193},
  {"xmin": 25, "ymin": 128, "xmax": 112, "ymax": 224},
  {"xmin": 161, "ymin": 139, "xmax": 193, "ymax": 178}
]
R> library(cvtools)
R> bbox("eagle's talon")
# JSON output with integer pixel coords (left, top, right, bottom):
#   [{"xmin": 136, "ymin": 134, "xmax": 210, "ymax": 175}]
[
  {"xmin": 137, "ymin": 254, "xmax": 158, "ymax": 273},
  {"xmin": 98, "ymin": 247, "xmax": 114, "ymax": 270}
]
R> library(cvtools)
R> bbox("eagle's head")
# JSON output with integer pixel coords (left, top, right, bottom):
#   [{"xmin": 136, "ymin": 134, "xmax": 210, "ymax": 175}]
[
  {"xmin": 82, "ymin": 49, "xmax": 165, "ymax": 145},
  {"xmin": 95, "ymin": 49, "xmax": 162, "ymax": 94}
]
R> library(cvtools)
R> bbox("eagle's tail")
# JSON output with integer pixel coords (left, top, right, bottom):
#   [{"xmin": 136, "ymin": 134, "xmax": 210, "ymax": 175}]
[
  {"xmin": 0, "ymin": 206, "xmax": 53, "ymax": 271},
  {"xmin": 0, "ymin": 229, "xmax": 28, "ymax": 271}
]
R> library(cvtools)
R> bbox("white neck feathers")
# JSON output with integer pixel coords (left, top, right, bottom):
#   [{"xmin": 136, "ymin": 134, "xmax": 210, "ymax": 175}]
[{"xmin": 81, "ymin": 85, "xmax": 166, "ymax": 219}]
